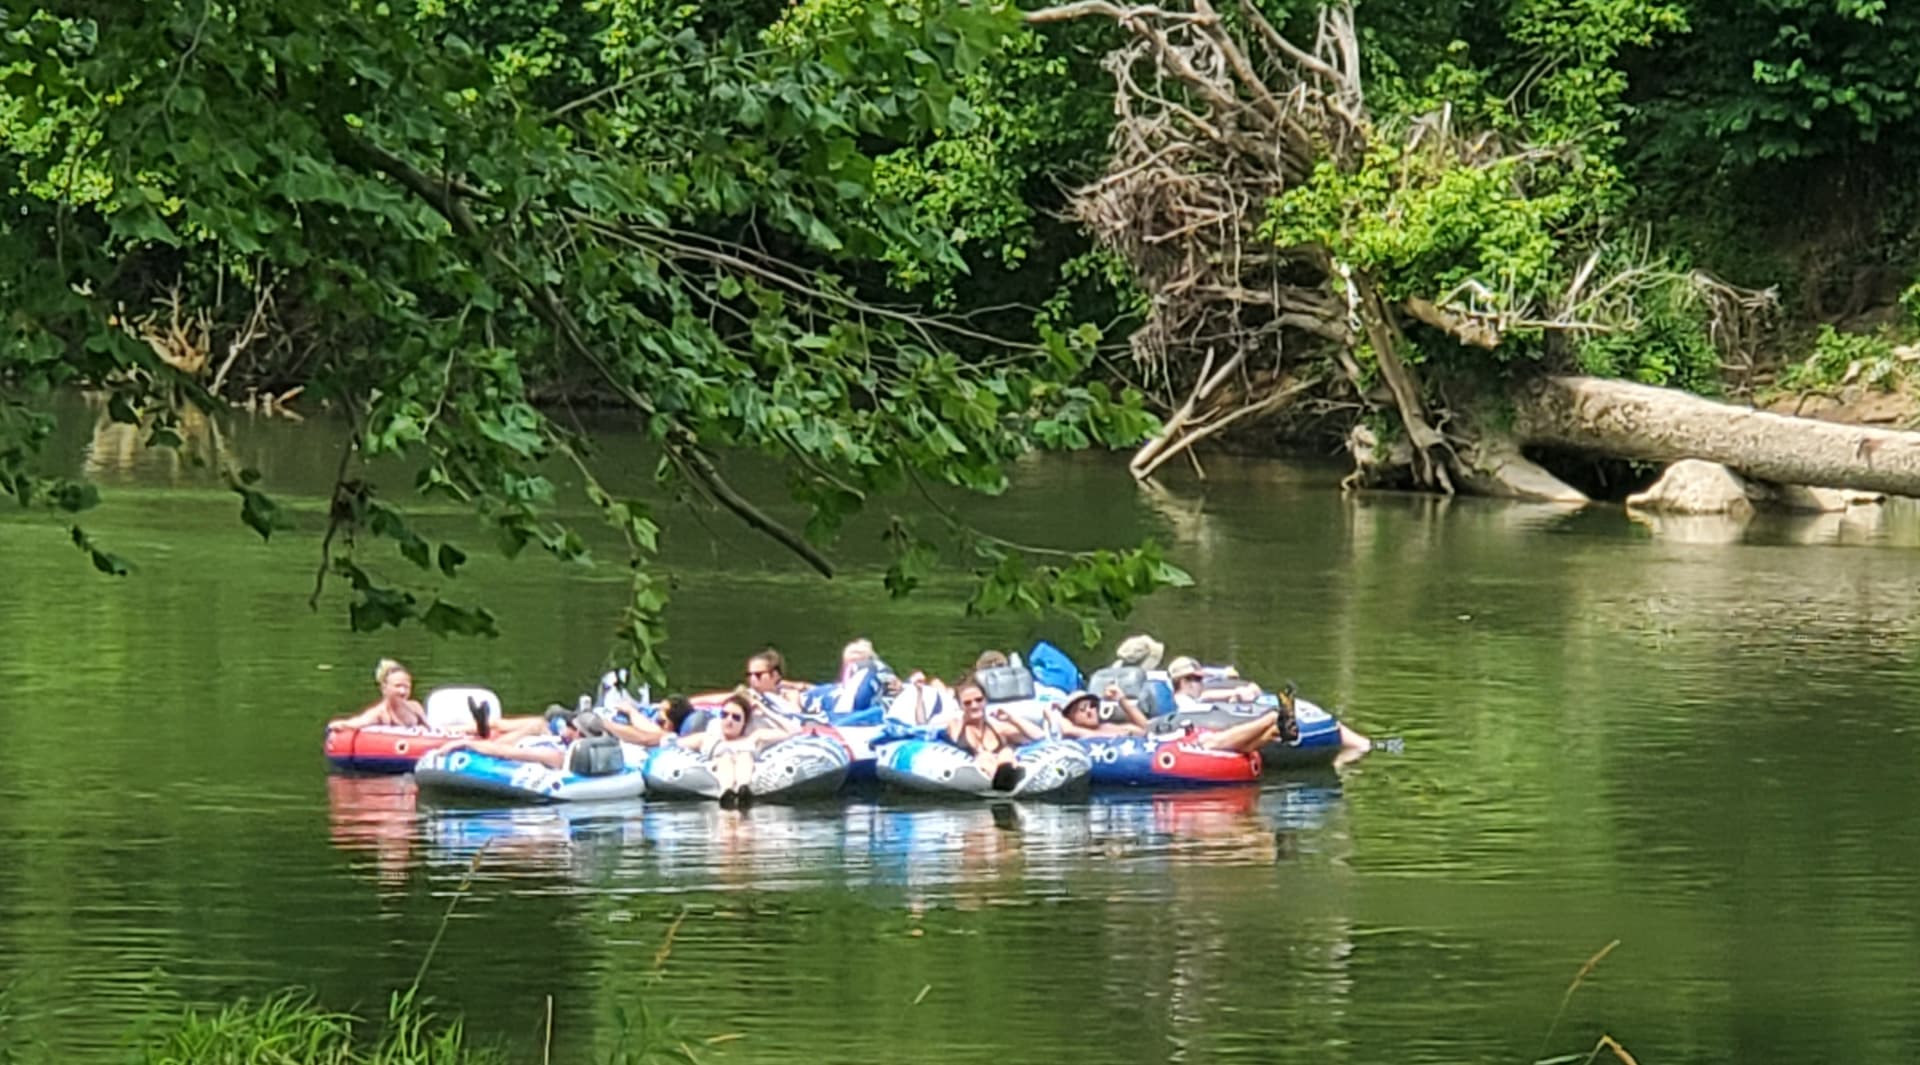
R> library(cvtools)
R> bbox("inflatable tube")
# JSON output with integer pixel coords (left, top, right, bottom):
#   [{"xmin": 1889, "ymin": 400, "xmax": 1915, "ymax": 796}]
[
  {"xmin": 1077, "ymin": 734, "xmax": 1261, "ymax": 787},
  {"xmin": 874, "ymin": 738, "xmax": 1091, "ymax": 798},
  {"xmin": 324, "ymin": 725, "xmax": 467, "ymax": 774},
  {"xmin": 834, "ymin": 723, "xmax": 883, "ymax": 786},
  {"xmin": 1145, "ymin": 696, "xmax": 1343, "ymax": 769},
  {"xmin": 640, "ymin": 744, "xmax": 725, "ymax": 799},
  {"xmin": 413, "ymin": 747, "xmax": 646, "ymax": 802},
  {"xmin": 750, "ymin": 730, "xmax": 852, "ymax": 800}
]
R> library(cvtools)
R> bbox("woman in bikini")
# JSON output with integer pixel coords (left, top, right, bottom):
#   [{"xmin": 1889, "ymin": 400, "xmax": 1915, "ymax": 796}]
[
  {"xmin": 944, "ymin": 678, "xmax": 1044, "ymax": 782},
  {"xmin": 326, "ymin": 659, "xmax": 430, "ymax": 731}
]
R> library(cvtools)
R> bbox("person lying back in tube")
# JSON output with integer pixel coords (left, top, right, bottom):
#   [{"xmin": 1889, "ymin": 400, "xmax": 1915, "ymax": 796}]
[
  {"xmin": 943, "ymin": 676, "xmax": 1046, "ymax": 784},
  {"xmin": 438, "ymin": 710, "xmax": 626, "ymax": 776},
  {"xmin": 1048, "ymin": 686, "xmax": 1154, "ymax": 738},
  {"xmin": 326, "ymin": 658, "xmax": 431, "ymax": 731},
  {"xmin": 1166, "ymin": 656, "xmax": 1297, "ymax": 752},
  {"xmin": 675, "ymin": 689, "xmax": 798, "ymax": 806}
]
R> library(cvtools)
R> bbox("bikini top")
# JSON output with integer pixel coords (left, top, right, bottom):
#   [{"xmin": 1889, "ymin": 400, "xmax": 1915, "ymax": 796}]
[{"xmin": 951, "ymin": 719, "xmax": 1005, "ymax": 755}]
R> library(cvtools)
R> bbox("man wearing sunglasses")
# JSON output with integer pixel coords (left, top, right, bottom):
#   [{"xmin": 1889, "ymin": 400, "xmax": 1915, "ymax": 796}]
[{"xmin": 743, "ymin": 648, "xmax": 809, "ymax": 722}]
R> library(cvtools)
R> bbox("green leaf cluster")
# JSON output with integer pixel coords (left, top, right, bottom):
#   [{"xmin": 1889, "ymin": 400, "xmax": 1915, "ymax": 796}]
[{"xmin": 0, "ymin": 0, "xmax": 1175, "ymax": 676}]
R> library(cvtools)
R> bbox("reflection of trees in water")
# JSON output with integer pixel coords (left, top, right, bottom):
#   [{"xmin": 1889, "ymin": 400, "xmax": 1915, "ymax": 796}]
[{"xmin": 81, "ymin": 397, "xmax": 229, "ymax": 483}]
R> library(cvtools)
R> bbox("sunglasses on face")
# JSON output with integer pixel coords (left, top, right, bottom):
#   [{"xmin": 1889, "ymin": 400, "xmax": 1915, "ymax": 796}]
[
  {"xmin": 722, "ymin": 710, "xmax": 747, "ymax": 723},
  {"xmin": 746, "ymin": 669, "xmax": 775, "ymax": 679}
]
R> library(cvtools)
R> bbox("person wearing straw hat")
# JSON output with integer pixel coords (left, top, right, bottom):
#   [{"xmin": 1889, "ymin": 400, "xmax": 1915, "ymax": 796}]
[{"xmin": 1165, "ymin": 656, "xmax": 1297, "ymax": 752}]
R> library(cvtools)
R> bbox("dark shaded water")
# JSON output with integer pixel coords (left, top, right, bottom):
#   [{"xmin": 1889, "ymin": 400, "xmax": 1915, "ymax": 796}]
[{"xmin": 5, "ymin": 403, "xmax": 1920, "ymax": 1062}]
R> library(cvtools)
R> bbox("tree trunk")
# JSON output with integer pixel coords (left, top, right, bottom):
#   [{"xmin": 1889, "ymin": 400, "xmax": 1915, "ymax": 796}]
[{"xmin": 1515, "ymin": 375, "xmax": 1920, "ymax": 497}]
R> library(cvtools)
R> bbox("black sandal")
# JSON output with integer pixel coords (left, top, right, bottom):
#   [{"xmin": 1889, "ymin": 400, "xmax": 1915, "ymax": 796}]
[{"xmin": 467, "ymin": 696, "xmax": 492, "ymax": 738}]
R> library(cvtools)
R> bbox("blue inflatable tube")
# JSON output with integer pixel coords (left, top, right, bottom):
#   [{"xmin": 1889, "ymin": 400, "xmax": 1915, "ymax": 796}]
[
  {"xmin": 750, "ymin": 732, "xmax": 853, "ymax": 800},
  {"xmin": 875, "ymin": 737, "xmax": 1091, "ymax": 798},
  {"xmin": 413, "ymin": 746, "xmax": 647, "ymax": 802}
]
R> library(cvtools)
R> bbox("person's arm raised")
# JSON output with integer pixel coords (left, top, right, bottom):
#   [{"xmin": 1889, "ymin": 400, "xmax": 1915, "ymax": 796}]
[{"xmin": 1107, "ymin": 685, "xmax": 1151, "ymax": 728}]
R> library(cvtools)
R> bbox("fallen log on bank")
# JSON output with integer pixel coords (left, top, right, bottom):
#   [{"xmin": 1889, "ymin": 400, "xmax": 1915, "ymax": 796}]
[{"xmin": 1513, "ymin": 376, "xmax": 1920, "ymax": 499}]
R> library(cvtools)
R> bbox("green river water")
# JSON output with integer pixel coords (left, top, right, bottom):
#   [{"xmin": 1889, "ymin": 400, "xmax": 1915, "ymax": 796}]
[{"xmin": 5, "ymin": 403, "xmax": 1920, "ymax": 1063}]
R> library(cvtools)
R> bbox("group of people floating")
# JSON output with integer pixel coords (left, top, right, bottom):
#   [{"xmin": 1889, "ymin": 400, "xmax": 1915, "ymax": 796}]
[{"xmin": 326, "ymin": 633, "xmax": 1376, "ymax": 804}]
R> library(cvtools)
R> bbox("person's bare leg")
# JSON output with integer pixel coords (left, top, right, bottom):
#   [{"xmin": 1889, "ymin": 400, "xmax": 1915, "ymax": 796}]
[
  {"xmin": 732, "ymin": 751, "xmax": 757, "ymax": 798},
  {"xmin": 1195, "ymin": 711, "xmax": 1280, "ymax": 753},
  {"xmin": 446, "ymin": 738, "xmax": 565, "ymax": 769},
  {"xmin": 1338, "ymin": 723, "xmax": 1372, "ymax": 751},
  {"xmin": 715, "ymin": 753, "xmax": 742, "ymax": 793}
]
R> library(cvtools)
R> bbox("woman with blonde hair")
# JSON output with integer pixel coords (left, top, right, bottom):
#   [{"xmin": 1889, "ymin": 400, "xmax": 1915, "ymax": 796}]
[{"xmin": 327, "ymin": 659, "xmax": 431, "ymax": 731}]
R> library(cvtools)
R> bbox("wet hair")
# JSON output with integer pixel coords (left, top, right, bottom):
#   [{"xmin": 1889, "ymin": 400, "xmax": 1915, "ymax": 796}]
[
  {"xmin": 662, "ymin": 694, "xmax": 696, "ymax": 733},
  {"xmin": 973, "ymin": 650, "xmax": 1008, "ymax": 672},
  {"xmin": 953, "ymin": 676, "xmax": 987, "ymax": 703},
  {"xmin": 375, "ymin": 658, "xmax": 409, "ymax": 686},
  {"xmin": 749, "ymin": 648, "xmax": 784, "ymax": 678}
]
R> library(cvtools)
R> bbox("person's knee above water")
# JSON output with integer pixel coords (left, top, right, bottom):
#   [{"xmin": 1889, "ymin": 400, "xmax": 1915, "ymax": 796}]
[
  {"xmin": 680, "ymin": 689, "xmax": 797, "ymax": 805},
  {"xmin": 1166, "ymin": 657, "xmax": 1297, "ymax": 753},
  {"xmin": 440, "ymin": 711, "xmax": 623, "ymax": 773}
]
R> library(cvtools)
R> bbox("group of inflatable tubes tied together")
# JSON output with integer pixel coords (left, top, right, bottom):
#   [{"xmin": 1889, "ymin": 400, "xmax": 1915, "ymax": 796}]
[{"xmin": 324, "ymin": 641, "xmax": 1349, "ymax": 803}]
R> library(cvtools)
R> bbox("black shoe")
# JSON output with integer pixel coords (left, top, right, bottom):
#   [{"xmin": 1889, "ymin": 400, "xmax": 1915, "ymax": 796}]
[
  {"xmin": 737, "ymin": 786, "xmax": 755, "ymax": 807},
  {"xmin": 719, "ymin": 788, "xmax": 737, "ymax": 809},
  {"xmin": 990, "ymin": 764, "xmax": 1025, "ymax": 792},
  {"xmin": 467, "ymin": 697, "xmax": 491, "ymax": 738}
]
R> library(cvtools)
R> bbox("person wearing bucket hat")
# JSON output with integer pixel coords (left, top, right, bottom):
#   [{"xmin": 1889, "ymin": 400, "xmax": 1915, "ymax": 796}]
[
  {"xmin": 1114, "ymin": 634, "xmax": 1165, "ymax": 671},
  {"xmin": 1050, "ymin": 688, "xmax": 1149, "ymax": 738}
]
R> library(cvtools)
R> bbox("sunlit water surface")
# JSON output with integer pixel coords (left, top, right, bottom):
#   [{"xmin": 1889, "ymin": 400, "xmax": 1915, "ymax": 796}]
[{"xmin": 4, "ymin": 404, "xmax": 1920, "ymax": 1063}]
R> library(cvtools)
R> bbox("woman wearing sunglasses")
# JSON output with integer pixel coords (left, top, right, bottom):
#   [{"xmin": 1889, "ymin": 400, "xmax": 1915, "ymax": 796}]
[
  {"xmin": 943, "ymin": 678, "xmax": 1044, "ymax": 787},
  {"xmin": 679, "ymin": 689, "xmax": 797, "ymax": 806}
]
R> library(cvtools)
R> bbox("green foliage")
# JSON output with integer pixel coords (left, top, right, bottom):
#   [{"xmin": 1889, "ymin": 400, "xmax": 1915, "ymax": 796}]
[
  {"xmin": 1265, "ymin": 0, "xmax": 1716, "ymax": 391},
  {"xmin": 1568, "ymin": 268, "xmax": 1723, "ymax": 391},
  {"xmin": 1266, "ymin": 146, "xmax": 1583, "ymax": 325},
  {"xmin": 131, "ymin": 991, "xmax": 495, "ymax": 1065},
  {"xmin": 1636, "ymin": 0, "xmax": 1920, "ymax": 165},
  {"xmin": 1776, "ymin": 324, "xmax": 1908, "ymax": 392},
  {"xmin": 0, "ymin": 0, "xmax": 1174, "ymax": 677}
]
